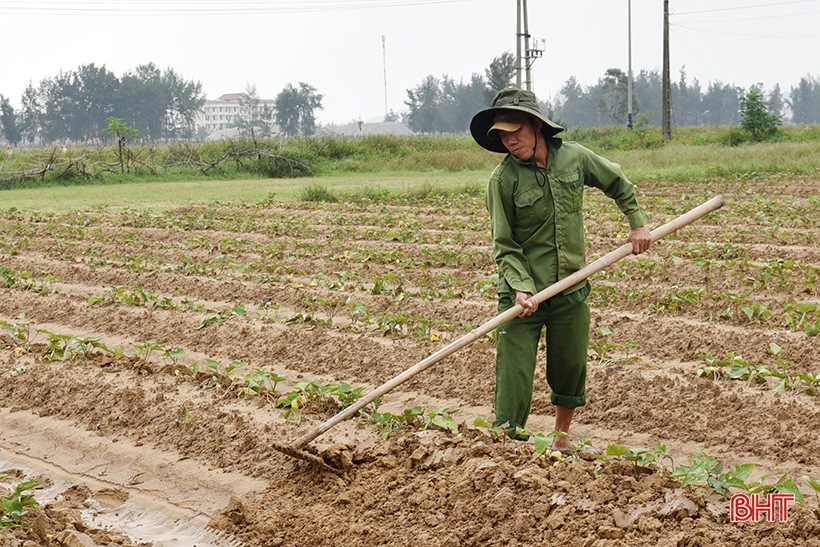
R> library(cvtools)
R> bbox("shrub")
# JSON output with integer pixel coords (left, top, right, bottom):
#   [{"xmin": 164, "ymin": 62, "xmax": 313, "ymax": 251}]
[
  {"xmin": 740, "ymin": 90, "xmax": 781, "ymax": 142},
  {"xmin": 299, "ymin": 183, "xmax": 337, "ymax": 202}
]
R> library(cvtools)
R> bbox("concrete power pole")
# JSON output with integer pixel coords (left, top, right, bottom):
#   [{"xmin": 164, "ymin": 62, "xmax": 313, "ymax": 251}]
[
  {"xmin": 382, "ymin": 35, "xmax": 388, "ymax": 120},
  {"xmin": 515, "ymin": 0, "xmax": 522, "ymax": 88},
  {"xmin": 662, "ymin": 0, "xmax": 672, "ymax": 139},
  {"xmin": 522, "ymin": 0, "xmax": 532, "ymax": 90},
  {"xmin": 627, "ymin": 0, "xmax": 633, "ymax": 130},
  {"xmin": 516, "ymin": 0, "xmax": 543, "ymax": 91}
]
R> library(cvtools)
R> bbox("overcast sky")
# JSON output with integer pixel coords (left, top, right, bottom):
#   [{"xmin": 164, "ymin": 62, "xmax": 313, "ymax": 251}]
[{"xmin": 1, "ymin": 0, "xmax": 818, "ymax": 125}]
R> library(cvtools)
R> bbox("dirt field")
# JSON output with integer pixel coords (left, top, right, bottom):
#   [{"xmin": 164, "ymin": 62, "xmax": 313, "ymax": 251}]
[{"xmin": 1, "ymin": 176, "xmax": 819, "ymax": 546}]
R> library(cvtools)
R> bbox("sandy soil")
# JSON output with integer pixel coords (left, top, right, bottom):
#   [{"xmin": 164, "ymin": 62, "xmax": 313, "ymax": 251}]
[{"xmin": 1, "ymin": 176, "xmax": 819, "ymax": 546}]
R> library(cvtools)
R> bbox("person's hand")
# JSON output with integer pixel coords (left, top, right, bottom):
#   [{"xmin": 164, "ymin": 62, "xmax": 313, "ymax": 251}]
[
  {"xmin": 628, "ymin": 226, "xmax": 651, "ymax": 255},
  {"xmin": 515, "ymin": 291, "xmax": 538, "ymax": 318}
]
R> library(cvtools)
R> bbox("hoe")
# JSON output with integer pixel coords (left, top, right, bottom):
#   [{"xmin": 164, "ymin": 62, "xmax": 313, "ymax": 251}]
[{"xmin": 271, "ymin": 195, "xmax": 725, "ymax": 472}]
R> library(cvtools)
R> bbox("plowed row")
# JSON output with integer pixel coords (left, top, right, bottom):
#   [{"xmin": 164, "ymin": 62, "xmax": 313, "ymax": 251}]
[{"xmin": 1, "ymin": 176, "xmax": 819, "ymax": 546}]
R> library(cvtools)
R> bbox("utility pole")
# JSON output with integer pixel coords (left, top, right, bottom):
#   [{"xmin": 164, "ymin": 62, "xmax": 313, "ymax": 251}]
[
  {"xmin": 516, "ymin": 0, "xmax": 543, "ymax": 91},
  {"xmin": 662, "ymin": 0, "xmax": 672, "ymax": 139},
  {"xmin": 627, "ymin": 0, "xmax": 633, "ymax": 130},
  {"xmin": 522, "ymin": 0, "xmax": 532, "ymax": 90},
  {"xmin": 382, "ymin": 35, "xmax": 388, "ymax": 120},
  {"xmin": 515, "ymin": 0, "xmax": 522, "ymax": 88}
]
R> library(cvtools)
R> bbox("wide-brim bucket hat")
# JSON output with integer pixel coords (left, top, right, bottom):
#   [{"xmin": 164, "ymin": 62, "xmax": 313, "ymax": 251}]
[{"xmin": 470, "ymin": 88, "xmax": 564, "ymax": 153}]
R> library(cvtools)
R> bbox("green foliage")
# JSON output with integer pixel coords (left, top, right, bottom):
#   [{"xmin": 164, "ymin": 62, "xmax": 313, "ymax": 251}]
[
  {"xmin": 102, "ymin": 117, "xmax": 139, "ymax": 141},
  {"xmin": 1, "ymin": 476, "xmax": 42, "ymax": 529},
  {"xmin": 672, "ymin": 450, "xmax": 757, "ymax": 495},
  {"xmin": 605, "ymin": 442, "xmax": 675, "ymax": 476},
  {"xmin": 39, "ymin": 330, "xmax": 121, "ymax": 362},
  {"xmin": 276, "ymin": 379, "xmax": 366, "ymax": 425},
  {"xmin": 0, "ymin": 319, "xmax": 33, "ymax": 352},
  {"xmin": 740, "ymin": 90, "xmax": 781, "ymax": 142},
  {"xmin": 5, "ymin": 127, "xmax": 820, "ymax": 192},
  {"xmin": 274, "ymin": 82, "xmax": 323, "ymax": 137},
  {"xmin": 0, "ymin": 94, "xmax": 21, "ymax": 145},
  {"xmin": 697, "ymin": 350, "xmax": 820, "ymax": 395},
  {"xmin": 299, "ymin": 183, "xmax": 338, "ymax": 202},
  {"xmin": 196, "ymin": 301, "xmax": 246, "ymax": 330},
  {"xmin": 366, "ymin": 406, "xmax": 459, "ymax": 439}
]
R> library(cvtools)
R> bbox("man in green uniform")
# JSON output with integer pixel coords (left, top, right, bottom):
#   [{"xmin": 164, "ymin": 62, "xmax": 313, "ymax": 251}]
[{"xmin": 470, "ymin": 88, "xmax": 652, "ymax": 452}]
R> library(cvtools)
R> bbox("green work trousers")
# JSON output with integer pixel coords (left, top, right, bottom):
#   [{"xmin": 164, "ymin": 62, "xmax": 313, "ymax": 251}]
[{"xmin": 493, "ymin": 282, "xmax": 591, "ymax": 432}]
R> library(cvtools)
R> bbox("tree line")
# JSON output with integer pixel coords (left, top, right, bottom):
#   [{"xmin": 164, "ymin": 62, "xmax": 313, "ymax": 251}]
[
  {"xmin": 1, "ymin": 63, "xmax": 204, "ymax": 145},
  {"xmin": 0, "ymin": 64, "xmax": 324, "ymax": 146},
  {"xmin": 3, "ymin": 55, "xmax": 820, "ymax": 146},
  {"xmin": 401, "ymin": 56, "xmax": 820, "ymax": 133},
  {"xmin": 553, "ymin": 67, "xmax": 820, "ymax": 129}
]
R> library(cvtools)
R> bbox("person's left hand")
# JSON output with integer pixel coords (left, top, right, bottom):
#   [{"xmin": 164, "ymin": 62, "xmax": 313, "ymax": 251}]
[{"xmin": 628, "ymin": 226, "xmax": 651, "ymax": 255}]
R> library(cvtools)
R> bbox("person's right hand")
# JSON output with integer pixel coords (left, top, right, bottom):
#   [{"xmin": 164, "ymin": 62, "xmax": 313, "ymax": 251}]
[{"xmin": 515, "ymin": 291, "xmax": 538, "ymax": 318}]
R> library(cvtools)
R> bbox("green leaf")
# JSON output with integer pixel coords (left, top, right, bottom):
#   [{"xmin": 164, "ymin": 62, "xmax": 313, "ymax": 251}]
[
  {"xmin": 533, "ymin": 432, "xmax": 554, "ymax": 454},
  {"xmin": 708, "ymin": 476, "xmax": 726, "ymax": 495},
  {"xmin": 606, "ymin": 443, "xmax": 630, "ymax": 457},
  {"xmin": 430, "ymin": 415, "xmax": 458, "ymax": 433},
  {"xmin": 724, "ymin": 477, "xmax": 749, "ymax": 490},
  {"xmin": 768, "ymin": 342, "xmax": 783, "ymax": 355},
  {"xmin": 283, "ymin": 407, "xmax": 303, "ymax": 425},
  {"xmin": 802, "ymin": 476, "xmax": 820, "ymax": 493},
  {"xmin": 732, "ymin": 463, "xmax": 757, "ymax": 482},
  {"xmin": 473, "ymin": 416, "xmax": 493, "ymax": 428},
  {"xmin": 770, "ymin": 378, "xmax": 788, "ymax": 392},
  {"xmin": 775, "ymin": 476, "xmax": 805, "ymax": 505}
]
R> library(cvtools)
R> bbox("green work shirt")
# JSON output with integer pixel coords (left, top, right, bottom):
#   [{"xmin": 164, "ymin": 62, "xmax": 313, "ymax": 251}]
[{"xmin": 485, "ymin": 137, "xmax": 650, "ymax": 297}]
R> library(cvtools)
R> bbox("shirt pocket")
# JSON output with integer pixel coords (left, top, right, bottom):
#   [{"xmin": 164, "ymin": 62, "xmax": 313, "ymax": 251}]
[
  {"xmin": 513, "ymin": 185, "xmax": 548, "ymax": 228},
  {"xmin": 556, "ymin": 171, "xmax": 583, "ymax": 213}
]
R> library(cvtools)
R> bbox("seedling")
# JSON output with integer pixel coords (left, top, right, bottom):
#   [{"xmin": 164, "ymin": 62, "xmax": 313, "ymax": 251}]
[
  {"xmin": 39, "ymin": 330, "xmax": 121, "ymax": 362},
  {"xmin": 197, "ymin": 301, "xmax": 246, "ymax": 330},
  {"xmin": 783, "ymin": 300, "xmax": 819, "ymax": 336},
  {"xmin": 605, "ymin": 442, "xmax": 675, "ymax": 476},
  {"xmin": 365, "ymin": 406, "xmax": 458, "ymax": 439},
  {"xmin": 697, "ymin": 350, "xmax": 817, "ymax": 395},
  {"xmin": 648, "ymin": 287, "xmax": 704, "ymax": 314},
  {"xmin": 672, "ymin": 450, "xmax": 754, "ymax": 495},
  {"xmin": 176, "ymin": 403, "xmax": 196, "ymax": 426},
  {"xmin": 589, "ymin": 326, "xmax": 617, "ymax": 363},
  {"xmin": 276, "ymin": 380, "xmax": 366, "ymax": 425},
  {"xmin": 803, "ymin": 476, "xmax": 820, "ymax": 505},
  {"xmin": 133, "ymin": 339, "xmax": 167, "ymax": 362},
  {"xmin": 740, "ymin": 300, "xmax": 772, "ymax": 322},
  {"xmin": 0, "ymin": 476, "xmax": 42, "ymax": 529},
  {"xmin": 0, "ymin": 319, "xmax": 33, "ymax": 352},
  {"xmin": 474, "ymin": 274, "xmax": 498, "ymax": 300}
]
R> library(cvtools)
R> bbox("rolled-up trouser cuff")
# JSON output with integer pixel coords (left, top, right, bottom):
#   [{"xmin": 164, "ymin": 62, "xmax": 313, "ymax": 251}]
[{"xmin": 550, "ymin": 392, "xmax": 586, "ymax": 409}]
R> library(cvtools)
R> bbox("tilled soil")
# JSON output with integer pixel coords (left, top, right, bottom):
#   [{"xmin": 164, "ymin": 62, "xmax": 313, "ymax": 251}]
[{"xmin": 1, "ymin": 177, "xmax": 819, "ymax": 546}]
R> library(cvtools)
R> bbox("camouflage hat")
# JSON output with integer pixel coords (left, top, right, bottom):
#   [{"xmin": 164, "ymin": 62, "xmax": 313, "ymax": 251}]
[{"xmin": 470, "ymin": 88, "xmax": 563, "ymax": 153}]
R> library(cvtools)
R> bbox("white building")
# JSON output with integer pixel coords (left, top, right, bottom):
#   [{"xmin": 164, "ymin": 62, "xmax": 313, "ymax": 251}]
[{"xmin": 195, "ymin": 93, "xmax": 276, "ymax": 134}]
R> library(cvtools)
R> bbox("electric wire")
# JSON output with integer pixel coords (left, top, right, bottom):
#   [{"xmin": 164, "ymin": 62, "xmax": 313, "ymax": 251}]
[
  {"xmin": 0, "ymin": 0, "xmax": 479, "ymax": 16},
  {"xmin": 678, "ymin": 9, "xmax": 820, "ymax": 24},
  {"xmin": 672, "ymin": 0, "xmax": 819, "ymax": 16},
  {"xmin": 673, "ymin": 23, "xmax": 820, "ymax": 39}
]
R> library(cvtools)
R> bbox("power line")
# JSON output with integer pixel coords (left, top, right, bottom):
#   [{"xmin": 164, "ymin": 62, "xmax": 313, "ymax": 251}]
[
  {"xmin": 674, "ymin": 23, "xmax": 820, "ymax": 39},
  {"xmin": 672, "ymin": 0, "xmax": 818, "ymax": 17},
  {"xmin": 0, "ymin": 0, "xmax": 479, "ymax": 16},
  {"xmin": 680, "ymin": 9, "xmax": 820, "ymax": 24}
]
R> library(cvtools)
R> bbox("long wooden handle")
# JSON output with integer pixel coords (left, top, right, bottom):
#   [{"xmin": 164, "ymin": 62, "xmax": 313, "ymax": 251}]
[{"xmin": 288, "ymin": 195, "xmax": 725, "ymax": 449}]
